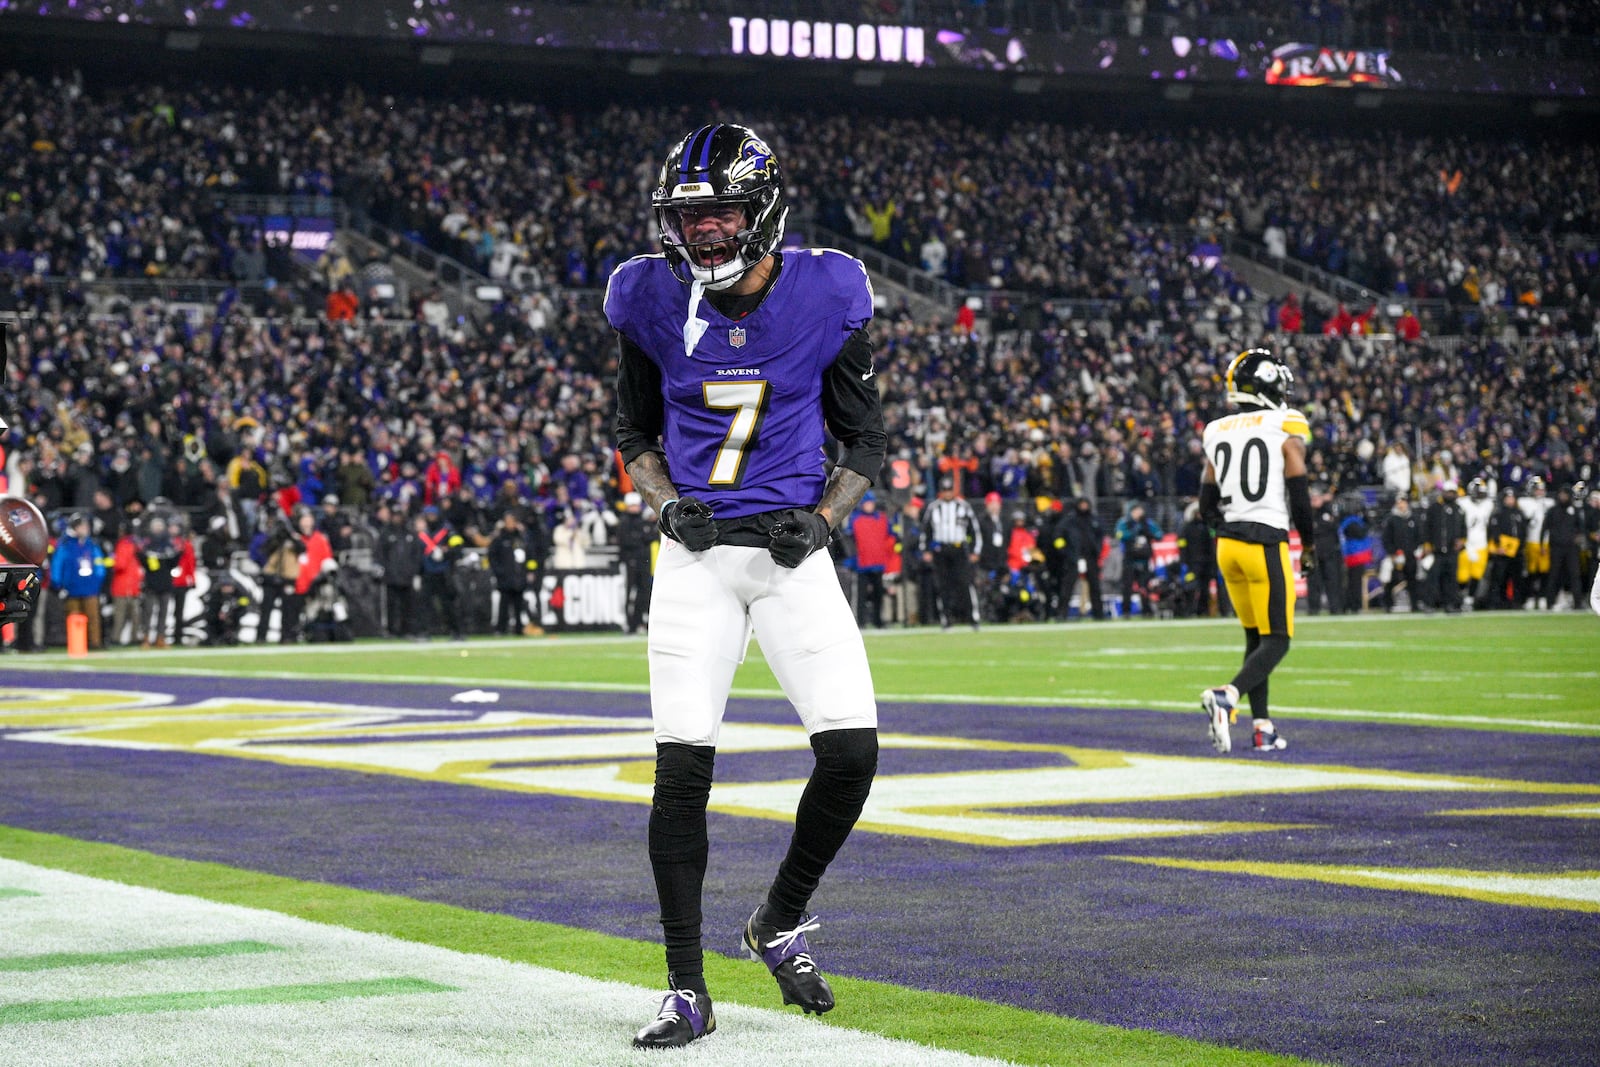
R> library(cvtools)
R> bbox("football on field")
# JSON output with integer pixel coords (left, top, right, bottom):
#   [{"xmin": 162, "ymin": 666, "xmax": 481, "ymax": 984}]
[{"xmin": 0, "ymin": 495, "xmax": 50, "ymax": 567}]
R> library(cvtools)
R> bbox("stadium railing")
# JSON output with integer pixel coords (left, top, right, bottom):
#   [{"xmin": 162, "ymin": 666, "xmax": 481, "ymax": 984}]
[
  {"xmin": 806, "ymin": 223, "xmax": 968, "ymax": 315},
  {"xmin": 341, "ymin": 214, "xmax": 497, "ymax": 305},
  {"xmin": 214, "ymin": 194, "xmax": 347, "ymax": 225}
]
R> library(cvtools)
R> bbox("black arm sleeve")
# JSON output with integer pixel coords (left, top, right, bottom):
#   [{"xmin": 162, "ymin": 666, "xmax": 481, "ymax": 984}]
[
  {"xmin": 1199, "ymin": 482, "xmax": 1223, "ymax": 528},
  {"xmin": 821, "ymin": 328, "xmax": 888, "ymax": 485},
  {"xmin": 613, "ymin": 333, "xmax": 667, "ymax": 468},
  {"xmin": 1286, "ymin": 474, "xmax": 1315, "ymax": 546}
]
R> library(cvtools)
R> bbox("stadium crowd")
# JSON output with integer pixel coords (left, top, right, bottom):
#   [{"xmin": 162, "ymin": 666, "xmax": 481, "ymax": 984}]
[
  {"xmin": 5, "ymin": 284, "xmax": 1596, "ymax": 649},
  {"xmin": 3, "ymin": 62, "xmax": 1598, "ymax": 647},
  {"xmin": 4, "ymin": 69, "xmax": 1597, "ymax": 330}
]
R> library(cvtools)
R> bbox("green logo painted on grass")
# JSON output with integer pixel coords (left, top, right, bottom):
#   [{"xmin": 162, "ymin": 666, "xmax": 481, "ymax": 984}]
[{"xmin": 0, "ymin": 978, "xmax": 456, "ymax": 1026}]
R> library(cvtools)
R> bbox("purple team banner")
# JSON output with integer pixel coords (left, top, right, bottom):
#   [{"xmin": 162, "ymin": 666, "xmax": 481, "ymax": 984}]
[{"xmin": 1, "ymin": 1, "xmax": 1591, "ymax": 96}]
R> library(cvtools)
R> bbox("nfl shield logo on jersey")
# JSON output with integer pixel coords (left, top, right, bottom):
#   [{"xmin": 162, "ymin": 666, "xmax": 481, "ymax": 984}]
[{"xmin": 728, "ymin": 325, "xmax": 747, "ymax": 349}]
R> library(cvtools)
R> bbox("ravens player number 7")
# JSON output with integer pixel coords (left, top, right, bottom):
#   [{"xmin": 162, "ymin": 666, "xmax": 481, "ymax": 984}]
[
  {"xmin": 1198, "ymin": 349, "xmax": 1317, "ymax": 754},
  {"xmin": 607, "ymin": 124, "xmax": 886, "ymax": 1049}
]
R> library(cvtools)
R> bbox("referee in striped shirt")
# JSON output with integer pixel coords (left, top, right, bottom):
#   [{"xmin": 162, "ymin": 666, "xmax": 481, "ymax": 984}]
[{"xmin": 921, "ymin": 477, "xmax": 983, "ymax": 630}]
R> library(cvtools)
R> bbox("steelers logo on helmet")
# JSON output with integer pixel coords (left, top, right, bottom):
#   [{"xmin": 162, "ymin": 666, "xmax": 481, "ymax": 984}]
[
  {"xmin": 1224, "ymin": 348, "xmax": 1295, "ymax": 410},
  {"xmin": 652, "ymin": 123, "xmax": 789, "ymax": 291}
]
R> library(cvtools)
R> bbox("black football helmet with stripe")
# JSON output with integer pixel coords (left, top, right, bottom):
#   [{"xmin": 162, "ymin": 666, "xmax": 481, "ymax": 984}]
[
  {"xmin": 1225, "ymin": 348, "xmax": 1295, "ymax": 410},
  {"xmin": 653, "ymin": 123, "xmax": 788, "ymax": 290}
]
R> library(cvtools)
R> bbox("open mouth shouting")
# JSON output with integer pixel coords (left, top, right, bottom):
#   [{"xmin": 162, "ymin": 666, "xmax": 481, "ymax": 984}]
[
  {"xmin": 692, "ymin": 239, "xmax": 739, "ymax": 268},
  {"xmin": 673, "ymin": 202, "xmax": 749, "ymax": 273}
]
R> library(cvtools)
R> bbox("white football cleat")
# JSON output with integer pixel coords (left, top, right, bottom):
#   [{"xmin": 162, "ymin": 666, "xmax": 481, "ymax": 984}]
[{"xmin": 1202, "ymin": 685, "xmax": 1239, "ymax": 754}]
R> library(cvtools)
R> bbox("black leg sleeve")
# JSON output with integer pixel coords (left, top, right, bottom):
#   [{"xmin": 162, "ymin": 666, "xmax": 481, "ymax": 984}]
[
  {"xmin": 648, "ymin": 742, "xmax": 715, "ymax": 989},
  {"xmin": 766, "ymin": 727, "xmax": 879, "ymax": 926},
  {"xmin": 1233, "ymin": 629, "xmax": 1290, "ymax": 718}
]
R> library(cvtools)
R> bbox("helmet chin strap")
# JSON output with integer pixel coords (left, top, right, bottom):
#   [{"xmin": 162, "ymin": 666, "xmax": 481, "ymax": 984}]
[
  {"xmin": 683, "ymin": 282, "xmax": 709, "ymax": 359},
  {"xmin": 687, "ymin": 250, "xmax": 756, "ymax": 290},
  {"xmin": 698, "ymin": 267, "xmax": 748, "ymax": 291},
  {"xmin": 682, "ymin": 223, "xmax": 763, "ymax": 289},
  {"xmin": 1229, "ymin": 392, "xmax": 1275, "ymax": 409}
]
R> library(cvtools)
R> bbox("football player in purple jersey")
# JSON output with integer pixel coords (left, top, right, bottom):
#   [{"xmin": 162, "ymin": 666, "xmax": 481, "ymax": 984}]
[{"xmin": 608, "ymin": 123, "xmax": 886, "ymax": 1048}]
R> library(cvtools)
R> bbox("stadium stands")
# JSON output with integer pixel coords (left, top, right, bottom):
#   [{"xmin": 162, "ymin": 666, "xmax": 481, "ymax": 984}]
[
  {"xmin": 5, "ymin": 70, "xmax": 1596, "ymax": 319},
  {"xmin": 2, "ymin": 50, "xmax": 1597, "ymax": 639}
]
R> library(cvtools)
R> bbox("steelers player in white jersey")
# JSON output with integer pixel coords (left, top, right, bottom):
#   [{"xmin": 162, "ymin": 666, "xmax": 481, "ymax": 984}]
[
  {"xmin": 1458, "ymin": 476, "xmax": 1496, "ymax": 598},
  {"xmin": 1198, "ymin": 349, "xmax": 1317, "ymax": 753},
  {"xmin": 1517, "ymin": 476, "xmax": 1554, "ymax": 609}
]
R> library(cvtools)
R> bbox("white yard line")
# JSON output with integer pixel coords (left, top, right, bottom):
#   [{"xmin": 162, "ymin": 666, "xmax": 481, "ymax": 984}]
[{"xmin": 5, "ymin": 671, "xmax": 1596, "ymax": 732}]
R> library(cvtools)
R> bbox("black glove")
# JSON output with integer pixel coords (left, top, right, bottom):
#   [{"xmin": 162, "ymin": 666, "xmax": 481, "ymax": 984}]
[
  {"xmin": 1299, "ymin": 545, "xmax": 1317, "ymax": 577},
  {"xmin": 768, "ymin": 509, "xmax": 832, "ymax": 568},
  {"xmin": 0, "ymin": 567, "xmax": 41, "ymax": 623},
  {"xmin": 659, "ymin": 497, "xmax": 718, "ymax": 551}
]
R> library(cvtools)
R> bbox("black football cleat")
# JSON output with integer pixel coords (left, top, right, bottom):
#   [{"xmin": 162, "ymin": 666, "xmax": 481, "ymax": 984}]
[
  {"xmin": 633, "ymin": 988, "xmax": 715, "ymax": 1049},
  {"xmin": 742, "ymin": 905, "xmax": 835, "ymax": 1015}
]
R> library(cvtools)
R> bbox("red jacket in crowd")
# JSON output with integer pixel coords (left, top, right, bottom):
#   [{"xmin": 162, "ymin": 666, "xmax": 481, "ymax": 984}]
[
  {"xmin": 1277, "ymin": 297, "xmax": 1303, "ymax": 333},
  {"xmin": 110, "ymin": 535, "xmax": 143, "ymax": 598},
  {"xmin": 173, "ymin": 537, "xmax": 197, "ymax": 591},
  {"xmin": 294, "ymin": 530, "xmax": 333, "ymax": 596},
  {"xmin": 851, "ymin": 507, "xmax": 895, "ymax": 572},
  {"xmin": 424, "ymin": 452, "xmax": 461, "ymax": 505},
  {"xmin": 1006, "ymin": 525, "xmax": 1039, "ymax": 573},
  {"xmin": 325, "ymin": 289, "xmax": 359, "ymax": 321}
]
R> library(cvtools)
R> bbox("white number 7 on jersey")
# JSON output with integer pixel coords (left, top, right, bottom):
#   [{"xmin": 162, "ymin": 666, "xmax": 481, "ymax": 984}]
[{"xmin": 702, "ymin": 380, "xmax": 770, "ymax": 485}]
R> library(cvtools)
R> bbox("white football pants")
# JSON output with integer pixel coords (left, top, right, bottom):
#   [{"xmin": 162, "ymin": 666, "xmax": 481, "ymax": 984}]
[{"xmin": 647, "ymin": 539, "xmax": 878, "ymax": 745}]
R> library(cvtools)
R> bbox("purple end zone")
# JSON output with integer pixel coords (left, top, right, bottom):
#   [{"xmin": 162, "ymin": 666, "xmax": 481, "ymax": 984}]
[{"xmin": 1, "ymin": 669, "xmax": 1596, "ymax": 1066}]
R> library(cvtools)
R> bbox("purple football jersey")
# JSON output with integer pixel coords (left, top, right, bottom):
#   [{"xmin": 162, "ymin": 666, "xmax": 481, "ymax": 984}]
[{"xmin": 605, "ymin": 249, "xmax": 873, "ymax": 518}]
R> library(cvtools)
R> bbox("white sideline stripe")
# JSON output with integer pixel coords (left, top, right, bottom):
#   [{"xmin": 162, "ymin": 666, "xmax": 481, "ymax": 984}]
[
  {"xmin": 0, "ymin": 860, "xmax": 1010, "ymax": 1067},
  {"xmin": 11, "ymin": 603, "xmax": 1585, "ymax": 666},
  {"xmin": 7, "ymin": 671, "xmax": 1597, "ymax": 734}
]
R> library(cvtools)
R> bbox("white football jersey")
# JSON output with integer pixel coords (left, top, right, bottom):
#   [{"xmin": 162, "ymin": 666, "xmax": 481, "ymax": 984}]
[
  {"xmin": 1460, "ymin": 496, "xmax": 1493, "ymax": 552},
  {"xmin": 1202, "ymin": 406, "xmax": 1312, "ymax": 533},
  {"xmin": 1518, "ymin": 495, "xmax": 1553, "ymax": 545}
]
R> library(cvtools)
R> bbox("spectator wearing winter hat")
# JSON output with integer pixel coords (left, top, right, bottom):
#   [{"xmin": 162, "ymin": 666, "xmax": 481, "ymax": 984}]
[
  {"xmin": 139, "ymin": 514, "xmax": 182, "ymax": 649},
  {"xmin": 976, "ymin": 491, "xmax": 1009, "ymax": 622},
  {"xmin": 50, "ymin": 513, "xmax": 106, "ymax": 650},
  {"xmin": 170, "ymin": 515, "xmax": 199, "ymax": 646},
  {"xmin": 850, "ymin": 492, "xmax": 894, "ymax": 630},
  {"xmin": 292, "ymin": 509, "xmax": 333, "ymax": 604},
  {"xmin": 108, "ymin": 523, "xmax": 145, "ymax": 647}
]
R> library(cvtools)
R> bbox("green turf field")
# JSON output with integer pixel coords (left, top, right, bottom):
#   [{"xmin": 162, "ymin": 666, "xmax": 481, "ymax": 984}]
[
  {"xmin": 5, "ymin": 610, "xmax": 1598, "ymax": 1065},
  {"xmin": 0, "ymin": 833, "xmax": 1318, "ymax": 1067},
  {"xmin": 33, "ymin": 612, "xmax": 1600, "ymax": 729}
]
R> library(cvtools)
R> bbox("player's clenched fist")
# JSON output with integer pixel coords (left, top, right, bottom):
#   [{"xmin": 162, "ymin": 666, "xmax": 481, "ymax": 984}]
[
  {"xmin": 659, "ymin": 497, "xmax": 718, "ymax": 551},
  {"xmin": 768, "ymin": 509, "xmax": 831, "ymax": 568}
]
